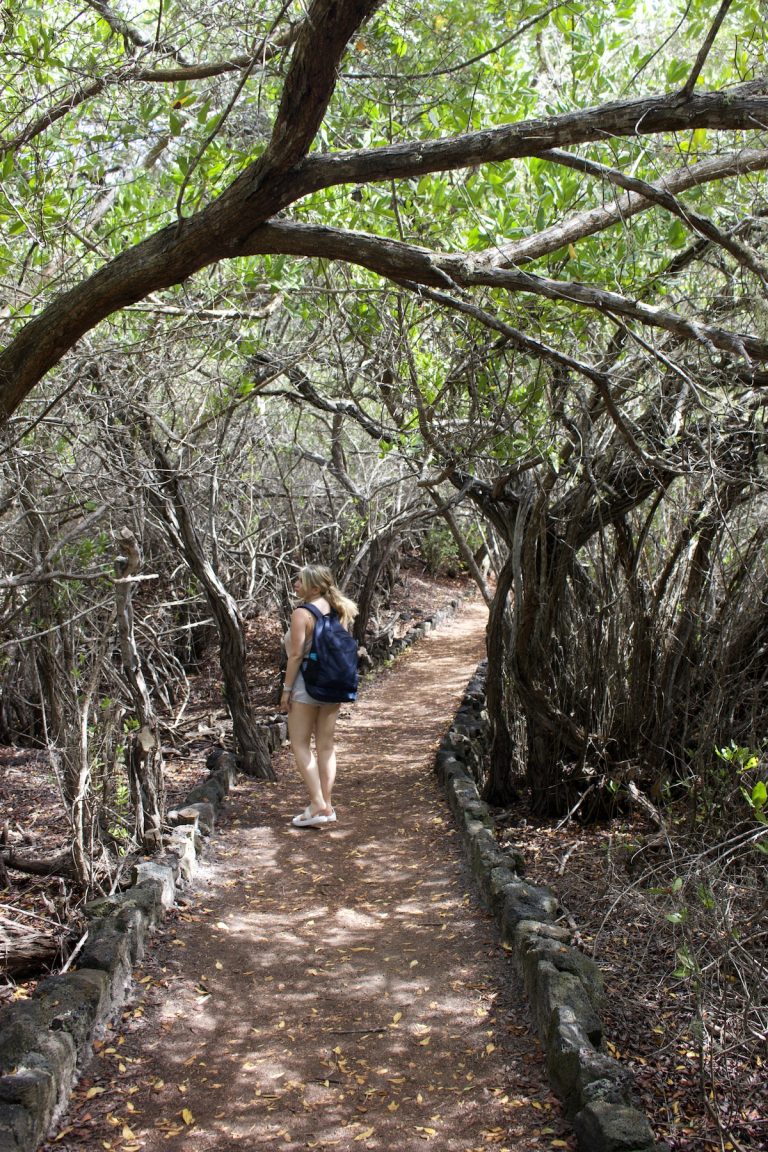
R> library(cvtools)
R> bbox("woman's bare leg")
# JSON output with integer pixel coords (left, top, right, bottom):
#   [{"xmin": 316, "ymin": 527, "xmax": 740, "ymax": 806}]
[
  {"xmin": 287, "ymin": 702, "xmax": 325, "ymax": 813},
  {"xmin": 315, "ymin": 705, "xmax": 340, "ymax": 812}
]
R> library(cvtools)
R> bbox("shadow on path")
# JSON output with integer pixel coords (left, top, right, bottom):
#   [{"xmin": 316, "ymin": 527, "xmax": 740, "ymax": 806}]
[{"xmin": 49, "ymin": 601, "xmax": 570, "ymax": 1152}]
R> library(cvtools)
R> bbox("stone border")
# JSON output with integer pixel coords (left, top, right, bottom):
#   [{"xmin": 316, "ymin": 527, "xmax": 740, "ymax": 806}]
[
  {"xmin": 0, "ymin": 595, "xmax": 467, "ymax": 1152},
  {"xmin": 436, "ymin": 662, "xmax": 669, "ymax": 1152}
]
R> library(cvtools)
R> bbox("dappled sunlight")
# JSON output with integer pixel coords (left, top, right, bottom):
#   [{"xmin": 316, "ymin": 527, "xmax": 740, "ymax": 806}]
[{"xmin": 72, "ymin": 608, "xmax": 564, "ymax": 1150}]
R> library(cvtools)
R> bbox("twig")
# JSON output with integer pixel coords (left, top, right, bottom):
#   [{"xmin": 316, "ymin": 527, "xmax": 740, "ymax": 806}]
[
  {"xmin": 325, "ymin": 1027, "xmax": 388, "ymax": 1035},
  {"xmin": 556, "ymin": 843, "xmax": 580, "ymax": 875},
  {"xmin": 555, "ymin": 784, "xmax": 595, "ymax": 830},
  {"xmin": 59, "ymin": 929, "xmax": 89, "ymax": 975},
  {"xmin": 0, "ymin": 903, "xmax": 63, "ymax": 929}
]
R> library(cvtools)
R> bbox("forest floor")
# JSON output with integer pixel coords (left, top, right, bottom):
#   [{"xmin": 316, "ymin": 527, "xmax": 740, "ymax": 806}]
[{"xmin": 2, "ymin": 572, "xmax": 765, "ymax": 1151}]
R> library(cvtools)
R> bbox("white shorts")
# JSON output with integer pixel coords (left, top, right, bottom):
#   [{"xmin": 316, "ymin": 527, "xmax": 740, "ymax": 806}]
[{"xmin": 290, "ymin": 669, "xmax": 334, "ymax": 706}]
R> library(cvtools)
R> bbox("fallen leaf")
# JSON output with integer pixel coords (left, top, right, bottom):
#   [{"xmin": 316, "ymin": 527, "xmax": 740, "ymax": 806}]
[{"xmin": 181, "ymin": 1108, "xmax": 195, "ymax": 1125}]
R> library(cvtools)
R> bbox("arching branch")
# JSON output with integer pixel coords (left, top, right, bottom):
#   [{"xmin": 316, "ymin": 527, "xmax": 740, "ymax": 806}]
[
  {"xmin": 2, "ymin": 75, "xmax": 768, "ymax": 423},
  {"xmin": 243, "ymin": 221, "xmax": 768, "ymax": 364}
]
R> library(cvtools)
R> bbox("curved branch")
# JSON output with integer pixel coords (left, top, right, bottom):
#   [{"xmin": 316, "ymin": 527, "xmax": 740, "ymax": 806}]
[
  {"xmin": 491, "ymin": 148, "xmax": 768, "ymax": 267},
  {"xmin": 2, "ymin": 84, "xmax": 768, "ymax": 421},
  {"xmin": 0, "ymin": 29, "xmax": 303, "ymax": 159},
  {"xmin": 344, "ymin": 0, "xmax": 566, "ymax": 82},
  {"xmin": 242, "ymin": 221, "xmax": 768, "ymax": 363}
]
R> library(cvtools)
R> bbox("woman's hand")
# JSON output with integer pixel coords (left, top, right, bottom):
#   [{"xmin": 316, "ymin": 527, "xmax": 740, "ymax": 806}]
[{"xmin": 280, "ymin": 687, "xmax": 293, "ymax": 713}]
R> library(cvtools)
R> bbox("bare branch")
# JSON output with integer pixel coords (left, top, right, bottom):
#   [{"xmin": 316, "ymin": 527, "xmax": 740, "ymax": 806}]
[
  {"xmin": 490, "ymin": 148, "xmax": 768, "ymax": 267},
  {"xmin": 0, "ymin": 30, "xmax": 303, "ymax": 159},
  {"xmin": 83, "ymin": 0, "xmax": 192, "ymax": 64},
  {"xmin": 680, "ymin": 0, "xmax": 735, "ymax": 98}
]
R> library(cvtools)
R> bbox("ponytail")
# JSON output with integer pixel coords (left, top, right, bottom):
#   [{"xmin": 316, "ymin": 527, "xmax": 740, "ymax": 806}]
[{"xmin": 297, "ymin": 565, "xmax": 358, "ymax": 630}]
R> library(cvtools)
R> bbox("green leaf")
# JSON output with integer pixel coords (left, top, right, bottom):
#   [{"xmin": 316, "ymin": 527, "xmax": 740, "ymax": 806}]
[{"xmin": 751, "ymin": 780, "xmax": 767, "ymax": 810}]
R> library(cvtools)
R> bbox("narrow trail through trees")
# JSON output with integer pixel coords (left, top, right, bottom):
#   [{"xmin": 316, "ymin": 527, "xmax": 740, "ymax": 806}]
[{"xmin": 47, "ymin": 601, "xmax": 568, "ymax": 1152}]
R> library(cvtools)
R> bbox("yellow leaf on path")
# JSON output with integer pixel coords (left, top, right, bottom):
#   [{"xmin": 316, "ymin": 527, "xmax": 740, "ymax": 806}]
[
  {"xmin": 551, "ymin": 1141, "xmax": 570, "ymax": 1148},
  {"xmin": 485, "ymin": 1043, "xmax": 496, "ymax": 1054},
  {"xmin": 388, "ymin": 1102, "xmax": 399, "ymax": 1112},
  {"xmin": 121, "ymin": 1125, "xmax": 135, "ymax": 1139},
  {"xmin": 415, "ymin": 1126, "xmax": 437, "ymax": 1138},
  {"xmin": 419, "ymin": 1037, "xmax": 430, "ymax": 1046},
  {"xmin": 409, "ymin": 960, "xmax": 419, "ymax": 968},
  {"xmin": 181, "ymin": 1108, "xmax": 195, "ymax": 1125},
  {"xmin": 391, "ymin": 1012, "xmax": 402, "ymax": 1025},
  {"xmin": 354, "ymin": 1127, "xmax": 375, "ymax": 1140},
  {"xmin": 85, "ymin": 1086, "xmax": 105, "ymax": 1099}
]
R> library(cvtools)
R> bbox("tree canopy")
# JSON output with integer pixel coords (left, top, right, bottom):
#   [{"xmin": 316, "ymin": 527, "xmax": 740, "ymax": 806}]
[{"xmin": 1, "ymin": 0, "xmax": 767, "ymax": 419}]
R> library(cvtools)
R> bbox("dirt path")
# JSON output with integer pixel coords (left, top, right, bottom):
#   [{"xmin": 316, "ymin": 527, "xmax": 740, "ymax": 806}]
[{"xmin": 48, "ymin": 601, "xmax": 569, "ymax": 1152}]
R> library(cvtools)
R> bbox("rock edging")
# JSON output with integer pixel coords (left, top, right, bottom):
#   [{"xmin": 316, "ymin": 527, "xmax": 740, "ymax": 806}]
[
  {"xmin": 436, "ymin": 662, "xmax": 669, "ymax": 1152},
  {"xmin": 0, "ymin": 747, "xmax": 241, "ymax": 1152},
  {"xmin": 0, "ymin": 594, "xmax": 468, "ymax": 1152}
]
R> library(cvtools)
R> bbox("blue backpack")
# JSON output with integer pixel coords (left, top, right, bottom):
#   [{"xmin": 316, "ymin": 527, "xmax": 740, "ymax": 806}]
[{"xmin": 300, "ymin": 604, "xmax": 359, "ymax": 703}]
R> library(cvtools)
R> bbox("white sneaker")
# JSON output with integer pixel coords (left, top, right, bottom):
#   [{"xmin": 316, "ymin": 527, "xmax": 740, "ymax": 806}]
[{"xmin": 292, "ymin": 807, "xmax": 329, "ymax": 827}]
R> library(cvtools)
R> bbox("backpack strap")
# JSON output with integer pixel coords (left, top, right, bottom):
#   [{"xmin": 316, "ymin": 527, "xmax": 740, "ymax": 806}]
[
  {"xmin": 298, "ymin": 602, "xmax": 323, "ymax": 623},
  {"xmin": 297, "ymin": 602, "xmax": 325, "ymax": 665}
]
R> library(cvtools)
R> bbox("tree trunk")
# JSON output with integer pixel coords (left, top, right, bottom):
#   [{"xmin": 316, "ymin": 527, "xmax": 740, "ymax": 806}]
[
  {"xmin": 145, "ymin": 437, "xmax": 275, "ymax": 780},
  {"xmin": 483, "ymin": 554, "xmax": 519, "ymax": 806},
  {"xmin": 353, "ymin": 534, "xmax": 396, "ymax": 644},
  {"xmin": 114, "ymin": 528, "xmax": 165, "ymax": 851}
]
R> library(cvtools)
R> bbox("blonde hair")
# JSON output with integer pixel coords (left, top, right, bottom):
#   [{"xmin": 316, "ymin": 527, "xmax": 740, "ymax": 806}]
[{"xmin": 297, "ymin": 564, "xmax": 358, "ymax": 630}]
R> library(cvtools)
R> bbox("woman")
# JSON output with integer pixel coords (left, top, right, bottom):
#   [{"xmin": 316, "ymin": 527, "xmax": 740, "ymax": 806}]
[{"xmin": 280, "ymin": 565, "xmax": 358, "ymax": 827}]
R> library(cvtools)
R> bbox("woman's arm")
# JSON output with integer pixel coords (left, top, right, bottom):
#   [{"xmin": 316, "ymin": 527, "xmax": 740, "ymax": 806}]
[{"xmin": 281, "ymin": 608, "xmax": 313, "ymax": 705}]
